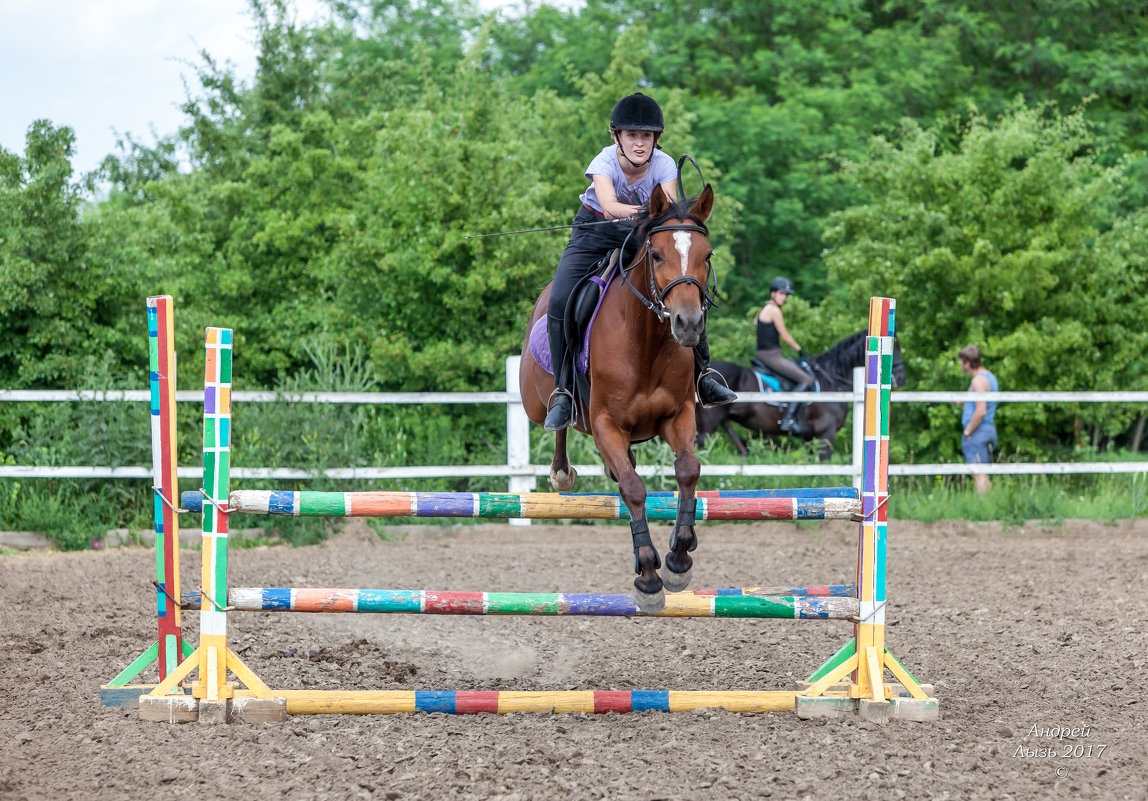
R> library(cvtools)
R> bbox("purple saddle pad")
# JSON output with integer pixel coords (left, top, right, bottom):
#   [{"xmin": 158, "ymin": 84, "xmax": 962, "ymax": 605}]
[{"xmin": 529, "ymin": 262, "xmax": 619, "ymax": 376}]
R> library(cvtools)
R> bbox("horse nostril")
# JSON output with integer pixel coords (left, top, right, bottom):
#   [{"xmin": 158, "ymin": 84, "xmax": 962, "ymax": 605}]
[{"xmin": 672, "ymin": 311, "xmax": 703, "ymax": 348}]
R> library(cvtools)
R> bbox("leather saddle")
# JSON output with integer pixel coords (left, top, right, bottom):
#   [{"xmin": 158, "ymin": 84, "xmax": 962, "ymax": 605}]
[
  {"xmin": 565, "ymin": 249, "xmax": 622, "ymax": 347},
  {"xmin": 749, "ymin": 356, "xmax": 812, "ymax": 392}
]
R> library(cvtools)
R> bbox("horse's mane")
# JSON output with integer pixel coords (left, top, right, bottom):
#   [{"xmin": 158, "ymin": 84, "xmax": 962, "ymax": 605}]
[
  {"xmin": 633, "ymin": 195, "xmax": 709, "ymax": 241},
  {"xmin": 817, "ymin": 331, "xmax": 868, "ymax": 371},
  {"xmin": 811, "ymin": 330, "xmax": 871, "ymax": 388},
  {"xmin": 813, "ymin": 330, "xmax": 901, "ymax": 388}
]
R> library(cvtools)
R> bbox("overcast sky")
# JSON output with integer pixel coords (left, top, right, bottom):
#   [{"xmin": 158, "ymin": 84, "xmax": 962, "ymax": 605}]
[{"xmin": 0, "ymin": 0, "xmax": 528, "ymax": 178}]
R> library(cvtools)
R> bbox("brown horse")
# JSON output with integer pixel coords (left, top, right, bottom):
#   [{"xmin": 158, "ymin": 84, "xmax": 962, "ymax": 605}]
[{"xmin": 519, "ymin": 184, "xmax": 715, "ymax": 613}]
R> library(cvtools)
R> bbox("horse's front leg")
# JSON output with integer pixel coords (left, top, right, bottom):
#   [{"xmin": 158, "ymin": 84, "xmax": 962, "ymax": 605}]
[
  {"xmin": 659, "ymin": 409, "xmax": 702, "ymax": 593},
  {"xmin": 593, "ymin": 417, "xmax": 663, "ymax": 613}
]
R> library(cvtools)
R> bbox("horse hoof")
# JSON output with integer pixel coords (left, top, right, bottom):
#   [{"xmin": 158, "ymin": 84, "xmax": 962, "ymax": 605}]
[
  {"xmin": 661, "ymin": 563, "xmax": 692, "ymax": 593},
  {"xmin": 549, "ymin": 466, "xmax": 578, "ymax": 491},
  {"xmin": 633, "ymin": 586, "xmax": 666, "ymax": 614}
]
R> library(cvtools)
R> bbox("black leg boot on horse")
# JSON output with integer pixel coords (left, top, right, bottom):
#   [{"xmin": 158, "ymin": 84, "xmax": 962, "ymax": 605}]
[
  {"xmin": 662, "ymin": 496, "xmax": 698, "ymax": 592},
  {"xmin": 693, "ymin": 328, "xmax": 737, "ymax": 408},
  {"xmin": 544, "ymin": 313, "xmax": 574, "ymax": 431},
  {"xmin": 629, "ymin": 517, "xmax": 664, "ymax": 613}
]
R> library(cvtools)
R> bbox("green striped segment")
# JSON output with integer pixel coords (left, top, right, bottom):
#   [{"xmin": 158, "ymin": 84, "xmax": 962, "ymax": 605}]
[
  {"xmin": 486, "ymin": 592, "xmax": 561, "ymax": 614},
  {"xmin": 299, "ymin": 491, "xmax": 349, "ymax": 515}
]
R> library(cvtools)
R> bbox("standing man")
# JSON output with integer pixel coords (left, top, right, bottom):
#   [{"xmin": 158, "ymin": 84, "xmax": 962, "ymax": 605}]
[{"xmin": 958, "ymin": 345, "xmax": 998, "ymax": 495}]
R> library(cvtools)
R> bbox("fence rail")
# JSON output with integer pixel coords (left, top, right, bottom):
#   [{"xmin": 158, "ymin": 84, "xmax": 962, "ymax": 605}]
[{"xmin": 2, "ymin": 358, "xmax": 1146, "ymax": 485}]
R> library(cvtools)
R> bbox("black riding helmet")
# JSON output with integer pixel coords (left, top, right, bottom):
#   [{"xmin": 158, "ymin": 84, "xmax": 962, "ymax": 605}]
[
  {"xmin": 610, "ymin": 93, "xmax": 664, "ymax": 133},
  {"xmin": 770, "ymin": 277, "xmax": 796, "ymax": 295}
]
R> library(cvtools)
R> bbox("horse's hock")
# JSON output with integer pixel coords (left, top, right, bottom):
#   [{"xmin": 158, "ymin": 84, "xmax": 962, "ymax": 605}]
[{"xmin": 102, "ymin": 295, "xmax": 938, "ymax": 723}]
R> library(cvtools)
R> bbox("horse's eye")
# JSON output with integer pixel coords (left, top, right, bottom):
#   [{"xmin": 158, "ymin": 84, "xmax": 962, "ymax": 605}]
[{"xmin": 651, "ymin": 251, "xmax": 664, "ymax": 263}]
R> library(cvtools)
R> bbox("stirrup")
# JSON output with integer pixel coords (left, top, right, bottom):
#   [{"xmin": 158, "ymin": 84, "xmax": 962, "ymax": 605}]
[
  {"xmin": 544, "ymin": 388, "xmax": 574, "ymax": 431},
  {"xmin": 545, "ymin": 387, "xmax": 573, "ymax": 410},
  {"xmin": 696, "ymin": 368, "xmax": 736, "ymax": 409}
]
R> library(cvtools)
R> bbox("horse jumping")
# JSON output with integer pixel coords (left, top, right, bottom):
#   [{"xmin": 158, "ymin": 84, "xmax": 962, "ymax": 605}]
[
  {"xmin": 697, "ymin": 331, "xmax": 906, "ymax": 460},
  {"xmin": 519, "ymin": 184, "xmax": 716, "ymax": 613}
]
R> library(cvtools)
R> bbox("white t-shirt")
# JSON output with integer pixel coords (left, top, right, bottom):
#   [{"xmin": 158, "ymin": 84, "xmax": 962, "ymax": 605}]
[{"xmin": 578, "ymin": 146, "xmax": 677, "ymax": 213}]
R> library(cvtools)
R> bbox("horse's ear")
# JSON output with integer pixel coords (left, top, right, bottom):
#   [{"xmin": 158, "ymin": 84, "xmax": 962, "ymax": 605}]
[
  {"xmin": 690, "ymin": 184, "xmax": 715, "ymax": 223},
  {"xmin": 649, "ymin": 183, "xmax": 671, "ymax": 220}
]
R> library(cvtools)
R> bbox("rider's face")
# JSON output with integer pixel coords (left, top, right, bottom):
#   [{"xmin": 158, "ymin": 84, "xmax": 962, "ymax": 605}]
[
  {"xmin": 772, "ymin": 290, "xmax": 790, "ymax": 306},
  {"xmin": 618, "ymin": 130, "xmax": 656, "ymax": 163}
]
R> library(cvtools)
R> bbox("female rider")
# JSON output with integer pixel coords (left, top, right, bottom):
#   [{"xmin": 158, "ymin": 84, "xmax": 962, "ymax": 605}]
[
  {"xmin": 756, "ymin": 277, "xmax": 813, "ymax": 433},
  {"xmin": 544, "ymin": 92, "xmax": 736, "ymax": 430}
]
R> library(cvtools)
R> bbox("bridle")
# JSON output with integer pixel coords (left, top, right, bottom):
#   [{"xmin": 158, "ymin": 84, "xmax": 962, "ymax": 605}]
[
  {"xmin": 620, "ymin": 222, "xmax": 719, "ymax": 322},
  {"xmin": 615, "ymin": 154, "xmax": 722, "ymax": 322}
]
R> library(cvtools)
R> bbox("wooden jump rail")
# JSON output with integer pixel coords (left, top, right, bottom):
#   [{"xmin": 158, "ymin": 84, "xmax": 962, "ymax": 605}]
[
  {"xmin": 183, "ymin": 588, "xmax": 861, "ymax": 619},
  {"xmin": 102, "ymin": 295, "xmax": 938, "ymax": 724},
  {"xmin": 179, "ymin": 489, "xmax": 862, "ymax": 520}
]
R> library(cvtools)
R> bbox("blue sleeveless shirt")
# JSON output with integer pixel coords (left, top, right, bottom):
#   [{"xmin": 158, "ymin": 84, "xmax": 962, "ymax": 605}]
[{"xmin": 962, "ymin": 370, "xmax": 998, "ymax": 427}]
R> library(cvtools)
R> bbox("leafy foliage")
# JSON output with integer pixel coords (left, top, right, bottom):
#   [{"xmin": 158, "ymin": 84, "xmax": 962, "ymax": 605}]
[{"xmin": 2, "ymin": 0, "xmax": 1148, "ymax": 547}]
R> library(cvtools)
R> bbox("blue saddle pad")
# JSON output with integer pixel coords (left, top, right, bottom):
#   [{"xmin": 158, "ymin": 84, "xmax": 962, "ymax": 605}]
[{"xmin": 753, "ymin": 370, "xmax": 782, "ymax": 392}]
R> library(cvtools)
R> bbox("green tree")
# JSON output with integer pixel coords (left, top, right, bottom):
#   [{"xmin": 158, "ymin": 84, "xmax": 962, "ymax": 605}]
[
  {"xmin": 0, "ymin": 121, "xmax": 145, "ymax": 387},
  {"xmin": 812, "ymin": 102, "xmax": 1148, "ymax": 457}
]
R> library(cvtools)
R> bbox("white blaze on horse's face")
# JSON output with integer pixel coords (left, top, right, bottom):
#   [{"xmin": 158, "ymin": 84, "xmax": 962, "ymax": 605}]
[{"xmin": 673, "ymin": 231, "xmax": 692, "ymax": 276}]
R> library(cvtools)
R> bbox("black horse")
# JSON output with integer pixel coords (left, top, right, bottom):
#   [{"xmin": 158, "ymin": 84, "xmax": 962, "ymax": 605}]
[{"xmin": 696, "ymin": 331, "xmax": 905, "ymax": 461}]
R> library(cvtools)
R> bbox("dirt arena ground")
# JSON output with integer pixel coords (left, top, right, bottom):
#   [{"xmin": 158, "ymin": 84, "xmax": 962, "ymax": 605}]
[{"xmin": 2, "ymin": 517, "xmax": 1146, "ymax": 800}]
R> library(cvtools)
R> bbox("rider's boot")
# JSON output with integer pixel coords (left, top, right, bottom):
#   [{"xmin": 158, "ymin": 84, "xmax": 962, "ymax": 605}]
[
  {"xmin": 693, "ymin": 329, "xmax": 737, "ymax": 408},
  {"xmin": 544, "ymin": 313, "xmax": 574, "ymax": 431},
  {"xmin": 778, "ymin": 379, "xmax": 813, "ymax": 434}
]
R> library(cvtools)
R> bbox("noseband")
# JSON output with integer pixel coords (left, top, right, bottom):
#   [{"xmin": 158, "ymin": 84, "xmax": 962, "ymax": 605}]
[{"xmin": 621, "ymin": 222, "xmax": 719, "ymax": 322}]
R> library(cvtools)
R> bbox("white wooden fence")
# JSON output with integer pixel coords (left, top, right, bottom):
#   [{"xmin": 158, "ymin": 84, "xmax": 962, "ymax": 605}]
[{"xmin": 2, "ymin": 357, "xmax": 1147, "ymax": 488}]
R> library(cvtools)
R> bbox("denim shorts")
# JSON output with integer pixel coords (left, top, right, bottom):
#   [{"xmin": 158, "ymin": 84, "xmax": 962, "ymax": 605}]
[{"xmin": 961, "ymin": 424, "xmax": 997, "ymax": 464}]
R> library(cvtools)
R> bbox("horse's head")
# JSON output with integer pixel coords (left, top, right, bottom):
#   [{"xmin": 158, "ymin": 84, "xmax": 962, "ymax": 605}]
[{"xmin": 636, "ymin": 183, "xmax": 716, "ymax": 348}]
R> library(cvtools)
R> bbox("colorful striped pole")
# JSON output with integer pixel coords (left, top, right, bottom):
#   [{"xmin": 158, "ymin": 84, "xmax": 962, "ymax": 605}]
[
  {"xmin": 193, "ymin": 327, "xmax": 234, "ymax": 706},
  {"xmin": 149, "ymin": 297, "xmax": 184, "ymax": 681},
  {"xmin": 269, "ymin": 689, "xmax": 805, "ymax": 715},
  {"xmin": 796, "ymin": 297, "xmax": 936, "ymax": 721},
  {"xmin": 183, "ymin": 584, "xmax": 856, "ymax": 602},
  {"xmin": 182, "ymin": 488, "xmax": 859, "ymax": 513},
  {"xmin": 103, "ymin": 297, "xmax": 190, "ymax": 697},
  {"xmin": 179, "ymin": 489, "xmax": 860, "ymax": 521},
  {"xmin": 187, "ymin": 588, "xmax": 860, "ymax": 619},
  {"xmin": 854, "ymin": 297, "xmax": 894, "ymax": 696},
  {"xmin": 691, "ymin": 585, "xmax": 856, "ymax": 597}
]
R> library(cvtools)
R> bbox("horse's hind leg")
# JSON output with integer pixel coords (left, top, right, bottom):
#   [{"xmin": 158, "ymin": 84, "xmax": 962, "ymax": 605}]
[
  {"xmin": 549, "ymin": 428, "xmax": 578, "ymax": 491},
  {"xmin": 593, "ymin": 420, "xmax": 663, "ymax": 613},
  {"xmin": 722, "ymin": 421, "xmax": 748, "ymax": 458},
  {"xmin": 660, "ymin": 413, "xmax": 702, "ymax": 593}
]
